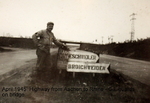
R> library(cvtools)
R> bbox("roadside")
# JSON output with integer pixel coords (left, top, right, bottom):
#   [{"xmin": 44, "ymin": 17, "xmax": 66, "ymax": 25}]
[
  {"xmin": 0, "ymin": 47, "xmax": 36, "ymax": 82},
  {"xmin": 0, "ymin": 47, "xmax": 12, "ymax": 52},
  {"xmin": 100, "ymin": 54, "xmax": 150, "ymax": 86},
  {"xmin": 0, "ymin": 47, "xmax": 58, "ymax": 82}
]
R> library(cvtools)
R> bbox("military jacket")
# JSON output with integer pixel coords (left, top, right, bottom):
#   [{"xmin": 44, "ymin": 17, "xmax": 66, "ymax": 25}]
[{"xmin": 32, "ymin": 29, "xmax": 63, "ymax": 51}]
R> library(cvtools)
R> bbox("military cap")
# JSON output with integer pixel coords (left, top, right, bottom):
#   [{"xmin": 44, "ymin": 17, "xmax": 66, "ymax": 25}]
[{"xmin": 47, "ymin": 22, "xmax": 54, "ymax": 26}]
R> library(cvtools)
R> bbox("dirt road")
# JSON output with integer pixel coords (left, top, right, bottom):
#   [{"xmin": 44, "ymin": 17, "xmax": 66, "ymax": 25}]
[{"xmin": 0, "ymin": 48, "xmax": 150, "ymax": 103}]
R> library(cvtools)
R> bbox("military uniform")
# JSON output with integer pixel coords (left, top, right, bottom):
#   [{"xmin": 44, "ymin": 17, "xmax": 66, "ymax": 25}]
[{"xmin": 32, "ymin": 29, "xmax": 64, "ymax": 71}]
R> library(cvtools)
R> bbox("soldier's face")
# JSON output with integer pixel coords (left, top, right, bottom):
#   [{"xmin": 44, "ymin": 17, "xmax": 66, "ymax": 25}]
[{"xmin": 47, "ymin": 24, "xmax": 53, "ymax": 31}]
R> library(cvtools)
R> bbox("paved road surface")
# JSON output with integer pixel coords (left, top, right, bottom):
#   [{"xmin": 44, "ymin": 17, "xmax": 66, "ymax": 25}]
[
  {"xmin": 0, "ymin": 47, "xmax": 58, "ymax": 81},
  {"xmin": 100, "ymin": 54, "xmax": 150, "ymax": 86}
]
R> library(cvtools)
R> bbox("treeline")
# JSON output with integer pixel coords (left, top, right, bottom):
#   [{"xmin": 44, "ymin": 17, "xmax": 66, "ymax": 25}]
[
  {"xmin": 0, "ymin": 37, "xmax": 35, "ymax": 49},
  {"xmin": 80, "ymin": 38, "xmax": 150, "ymax": 61},
  {"xmin": 0, "ymin": 37, "xmax": 58, "ymax": 49}
]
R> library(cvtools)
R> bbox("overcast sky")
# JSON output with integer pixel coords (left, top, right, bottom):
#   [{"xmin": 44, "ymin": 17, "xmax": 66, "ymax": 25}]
[{"xmin": 0, "ymin": 0, "xmax": 150, "ymax": 44}]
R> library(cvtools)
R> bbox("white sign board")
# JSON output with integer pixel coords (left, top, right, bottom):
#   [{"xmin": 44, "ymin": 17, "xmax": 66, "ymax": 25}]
[
  {"xmin": 57, "ymin": 49, "xmax": 99, "ymax": 62},
  {"xmin": 67, "ymin": 62, "xmax": 110, "ymax": 73},
  {"xmin": 68, "ymin": 50, "xmax": 99, "ymax": 62},
  {"xmin": 57, "ymin": 48, "xmax": 99, "ymax": 70}
]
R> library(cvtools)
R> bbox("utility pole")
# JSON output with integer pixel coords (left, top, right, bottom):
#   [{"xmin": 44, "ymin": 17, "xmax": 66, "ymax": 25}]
[
  {"xmin": 108, "ymin": 36, "xmax": 113, "ymax": 43},
  {"xmin": 102, "ymin": 36, "xmax": 103, "ymax": 44},
  {"xmin": 111, "ymin": 35, "xmax": 114, "ymax": 43},
  {"xmin": 130, "ymin": 13, "xmax": 137, "ymax": 42},
  {"xmin": 108, "ymin": 36, "xmax": 110, "ymax": 44}
]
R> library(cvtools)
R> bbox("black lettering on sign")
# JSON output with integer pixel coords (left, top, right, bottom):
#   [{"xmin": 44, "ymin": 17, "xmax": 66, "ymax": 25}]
[
  {"xmin": 69, "ymin": 54, "xmax": 96, "ymax": 60},
  {"xmin": 68, "ymin": 64, "xmax": 106, "ymax": 71}
]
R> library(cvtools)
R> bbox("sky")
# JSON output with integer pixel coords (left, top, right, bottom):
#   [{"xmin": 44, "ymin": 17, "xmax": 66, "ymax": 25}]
[{"xmin": 0, "ymin": 0, "xmax": 150, "ymax": 44}]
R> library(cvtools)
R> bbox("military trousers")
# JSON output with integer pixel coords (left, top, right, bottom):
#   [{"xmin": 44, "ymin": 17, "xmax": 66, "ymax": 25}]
[{"xmin": 36, "ymin": 47, "xmax": 52, "ymax": 71}]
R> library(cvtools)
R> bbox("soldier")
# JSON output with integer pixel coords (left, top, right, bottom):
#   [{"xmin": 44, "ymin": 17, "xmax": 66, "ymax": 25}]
[{"xmin": 32, "ymin": 22, "xmax": 69, "ymax": 71}]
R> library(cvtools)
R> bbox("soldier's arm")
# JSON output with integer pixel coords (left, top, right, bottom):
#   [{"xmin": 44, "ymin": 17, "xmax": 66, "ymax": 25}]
[
  {"xmin": 32, "ymin": 31, "xmax": 42, "ymax": 45},
  {"xmin": 52, "ymin": 34, "xmax": 69, "ymax": 50}
]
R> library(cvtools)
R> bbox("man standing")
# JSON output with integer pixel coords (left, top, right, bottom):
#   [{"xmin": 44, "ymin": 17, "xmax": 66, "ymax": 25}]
[{"xmin": 32, "ymin": 22, "xmax": 69, "ymax": 71}]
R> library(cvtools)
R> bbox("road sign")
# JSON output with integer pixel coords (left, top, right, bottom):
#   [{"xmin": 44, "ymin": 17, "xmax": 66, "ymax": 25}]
[
  {"xmin": 67, "ymin": 62, "xmax": 110, "ymax": 73},
  {"xmin": 57, "ymin": 48, "xmax": 99, "ymax": 62},
  {"xmin": 68, "ymin": 50, "xmax": 99, "ymax": 62},
  {"xmin": 57, "ymin": 48, "xmax": 99, "ymax": 70},
  {"xmin": 57, "ymin": 48, "xmax": 110, "ymax": 74}
]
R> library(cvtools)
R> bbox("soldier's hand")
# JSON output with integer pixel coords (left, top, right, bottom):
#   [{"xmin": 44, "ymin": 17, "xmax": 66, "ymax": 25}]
[
  {"xmin": 62, "ymin": 44, "xmax": 70, "ymax": 51},
  {"xmin": 65, "ymin": 46, "xmax": 70, "ymax": 51}
]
